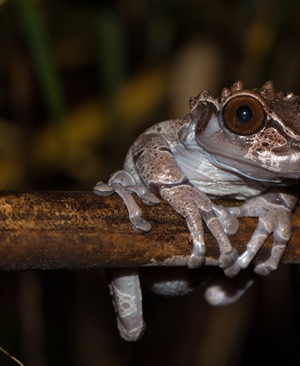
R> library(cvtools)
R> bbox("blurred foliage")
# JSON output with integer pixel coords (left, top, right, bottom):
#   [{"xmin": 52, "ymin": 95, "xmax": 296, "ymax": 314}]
[
  {"xmin": 1, "ymin": 0, "xmax": 300, "ymax": 190},
  {"xmin": 13, "ymin": 0, "xmax": 65, "ymax": 123},
  {"xmin": 1, "ymin": 1, "xmax": 300, "ymax": 365}
]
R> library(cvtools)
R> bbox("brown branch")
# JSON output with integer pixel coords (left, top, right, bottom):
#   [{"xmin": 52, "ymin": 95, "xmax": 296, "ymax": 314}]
[{"xmin": 0, "ymin": 190, "xmax": 299, "ymax": 271}]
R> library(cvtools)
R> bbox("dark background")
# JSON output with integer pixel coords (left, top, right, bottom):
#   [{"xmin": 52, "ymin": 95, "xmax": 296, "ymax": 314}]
[{"xmin": 1, "ymin": 0, "xmax": 300, "ymax": 365}]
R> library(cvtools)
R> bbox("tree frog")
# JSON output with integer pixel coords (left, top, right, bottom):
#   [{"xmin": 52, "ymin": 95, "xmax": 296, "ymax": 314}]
[{"xmin": 94, "ymin": 81, "xmax": 300, "ymax": 341}]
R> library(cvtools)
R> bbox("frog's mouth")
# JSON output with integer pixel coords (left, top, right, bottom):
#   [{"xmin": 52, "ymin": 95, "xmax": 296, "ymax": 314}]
[{"xmin": 204, "ymin": 151, "xmax": 300, "ymax": 184}]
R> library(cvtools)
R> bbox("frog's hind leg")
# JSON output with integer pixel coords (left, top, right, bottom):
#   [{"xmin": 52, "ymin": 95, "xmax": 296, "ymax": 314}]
[
  {"xmin": 107, "ymin": 268, "xmax": 145, "ymax": 341},
  {"xmin": 94, "ymin": 170, "xmax": 159, "ymax": 233}
]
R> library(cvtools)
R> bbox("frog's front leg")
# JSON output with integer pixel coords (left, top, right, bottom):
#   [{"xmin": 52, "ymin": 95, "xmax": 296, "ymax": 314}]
[
  {"xmin": 131, "ymin": 132, "xmax": 238, "ymax": 269},
  {"xmin": 225, "ymin": 189, "xmax": 298, "ymax": 277},
  {"xmin": 94, "ymin": 170, "xmax": 160, "ymax": 233},
  {"xmin": 160, "ymin": 185, "xmax": 238, "ymax": 269}
]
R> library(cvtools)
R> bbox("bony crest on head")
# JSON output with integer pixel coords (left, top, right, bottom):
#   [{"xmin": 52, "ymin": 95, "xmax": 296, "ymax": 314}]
[{"xmin": 189, "ymin": 90, "xmax": 214, "ymax": 112}]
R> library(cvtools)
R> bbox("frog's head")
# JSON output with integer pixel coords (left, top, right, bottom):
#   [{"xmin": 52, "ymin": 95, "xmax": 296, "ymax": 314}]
[{"xmin": 189, "ymin": 81, "xmax": 300, "ymax": 184}]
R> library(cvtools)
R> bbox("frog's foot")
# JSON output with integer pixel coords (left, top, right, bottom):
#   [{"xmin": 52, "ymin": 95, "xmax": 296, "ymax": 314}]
[
  {"xmin": 160, "ymin": 185, "xmax": 238, "ymax": 271},
  {"xmin": 223, "ymin": 261, "xmax": 241, "ymax": 277},
  {"xmin": 94, "ymin": 170, "xmax": 159, "ymax": 233},
  {"xmin": 224, "ymin": 228, "xmax": 288, "ymax": 277},
  {"xmin": 211, "ymin": 203, "xmax": 239, "ymax": 235},
  {"xmin": 253, "ymin": 245, "xmax": 286, "ymax": 276},
  {"xmin": 224, "ymin": 196, "xmax": 292, "ymax": 277},
  {"xmin": 188, "ymin": 250, "xmax": 206, "ymax": 269},
  {"xmin": 254, "ymin": 243, "xmax": 287, "ymax": 276},
  {"xmin": 218, "ymin": 248, "xmax": 239, "ymax": 270},
  {"xmin": 204, "ymin": 213, "xmax": 238, "ymax": 270},
  {"xmin": 94, "ymin": 181, "xmax": 115, "ymax": 196}
]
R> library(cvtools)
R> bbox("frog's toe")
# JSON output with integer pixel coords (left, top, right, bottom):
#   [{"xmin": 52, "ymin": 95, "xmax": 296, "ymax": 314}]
[
  {"xmin": 140, "ymin": 192, "xmax": 160, "ymax": 206},
  {"xmin": 126, "ymin": 185, "xmax": 160, "ymax": 206},
  {"xmin": 187, "ymin": 253, "xmax": 205, "ymax": 269},
  {"xmin": 130, "ymin": 217, "xmax": 152, "ymax": 233},
  {"xmin": 93, "ymin": 182, "xmax": 115, "ymax": 196},
  {"xmin": 211, "ymin": 204, "xmax": 239, "ymax": 235},
  {"xmin": 223, "ymin": 261, "xmax": 241, "ymax": 277},
  {"xmin": 254, "ymin": 263, "xmax": 272, "ymax": 276},
  {"xmin": 221, "ymin": 216, "xmax": 239, "ymax": 235},
  {"xmin": 218, "ymin": 247, "xmax": 238, "ymax": 269}
]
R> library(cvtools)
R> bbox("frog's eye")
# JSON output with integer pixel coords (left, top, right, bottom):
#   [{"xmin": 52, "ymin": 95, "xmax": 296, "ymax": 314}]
[{"xmin": 222, "ymin": 96, "xmax": 265, "ymax": 135}]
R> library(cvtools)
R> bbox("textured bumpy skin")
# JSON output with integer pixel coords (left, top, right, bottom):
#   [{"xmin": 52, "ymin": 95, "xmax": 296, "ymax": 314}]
[{"xmin": 94, "ymin": 81, "xmax": 300, "ymax": 341}]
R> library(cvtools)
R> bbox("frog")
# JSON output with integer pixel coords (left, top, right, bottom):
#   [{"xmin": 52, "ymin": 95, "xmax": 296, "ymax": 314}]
[{"xmin": 94, "ymin": 81, "xmax": 300, "ymax": 341}]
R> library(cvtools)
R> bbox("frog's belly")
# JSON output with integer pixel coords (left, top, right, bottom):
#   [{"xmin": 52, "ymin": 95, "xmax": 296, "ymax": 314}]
[
  {"xmin": 173, "ymin": 144, "xmax": 266, "ymax": 200},
  {"xmin": 189, "ymin": 178, "xmax": 265, "ymax": 200}
]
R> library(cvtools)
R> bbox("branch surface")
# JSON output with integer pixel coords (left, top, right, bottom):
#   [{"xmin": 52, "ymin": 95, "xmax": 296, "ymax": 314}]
[{"xmin": 0, "ymin": 191, "xmax": 299, "ymax": 271}]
